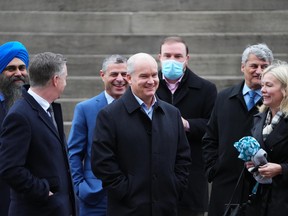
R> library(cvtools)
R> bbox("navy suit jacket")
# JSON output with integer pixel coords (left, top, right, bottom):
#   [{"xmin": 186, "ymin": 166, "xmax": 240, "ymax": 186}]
[
  {"xmin": 68, "ymin": 91, "xmax": 107, "ymax": 206},
  {"xmin": 0, "ymin": 86, "xmax": 77, "ymax": 216}
]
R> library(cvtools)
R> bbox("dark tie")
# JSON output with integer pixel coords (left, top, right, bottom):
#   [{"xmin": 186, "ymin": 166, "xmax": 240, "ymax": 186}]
[
  {"xmin": 247, "ymin": 91, "xmax": 256, "ymax": 110},
  {"xmin": 47, "ymin": 106, "xmax": 58, "ymax": 131}
]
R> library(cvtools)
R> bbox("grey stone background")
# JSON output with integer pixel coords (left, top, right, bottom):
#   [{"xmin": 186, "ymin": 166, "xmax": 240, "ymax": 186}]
[{"xmin": 1, "ymin": 0, "xmax": 287, "ymax": 135}]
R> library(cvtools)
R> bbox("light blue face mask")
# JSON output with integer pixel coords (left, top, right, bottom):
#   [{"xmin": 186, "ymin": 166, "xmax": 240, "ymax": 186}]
[{"xmin": 161, "ymin": 60, "xmax": 184, "ymax": 80}]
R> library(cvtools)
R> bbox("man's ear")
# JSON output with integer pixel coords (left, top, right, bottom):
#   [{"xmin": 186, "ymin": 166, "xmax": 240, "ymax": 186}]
[
  {"xmin": 127, "ymin": 74, "xmax": 132, "ymax": 85},
  {"xmin": 52, "ymin": 75, "xmax": 58, "ymax": 87},
  {"xmin": 241, "ymin": 63, "xmax": 245, "ymax": 73},
  {"xmin": 100, "ymin": 70, "xmax": 105, "ymax": 81}
]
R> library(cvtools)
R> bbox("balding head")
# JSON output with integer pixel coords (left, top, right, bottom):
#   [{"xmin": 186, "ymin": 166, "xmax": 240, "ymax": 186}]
[
  {"xmin": 127, "ymin": 53, "xmax": 158, "ymax": 75},
  {"xmin": 126, "ymin": 53, "xmax": 159, "ymax": 107}
]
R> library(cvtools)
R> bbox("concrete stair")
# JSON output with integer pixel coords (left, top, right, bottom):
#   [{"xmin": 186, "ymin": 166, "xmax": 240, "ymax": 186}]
[
  {"xmin": 0, "ymin": 1, "xmax": 287, "ymax": 135},
  {"xmin": 1, "ymin": 0, "xmax": 287, "ymax": 11}
]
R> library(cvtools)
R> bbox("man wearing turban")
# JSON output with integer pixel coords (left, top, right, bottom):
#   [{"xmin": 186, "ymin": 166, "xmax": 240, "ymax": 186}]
[{"xmin": 0, "ymin": 41, "xmax": 29, "ymax": 216}]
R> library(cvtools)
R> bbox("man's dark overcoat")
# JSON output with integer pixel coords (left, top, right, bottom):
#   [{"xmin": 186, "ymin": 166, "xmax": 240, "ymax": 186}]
[
  {"xmin": 202, "ymin": 81, "xmax": 262, "ymax": 216},
  {"xmin": 91, "ymin": 88, "xmax": 191, "ymax": 216},
  {"xmin": 0, "ymin": 99, "xmax": 9, "ymax": 216},
  {"xmin": 157, "ymin": 68, "xmax": 217, "ymax": 212}
]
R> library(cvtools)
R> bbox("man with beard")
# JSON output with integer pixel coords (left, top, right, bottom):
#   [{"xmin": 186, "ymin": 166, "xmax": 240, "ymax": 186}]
[
  {"xmin": 0, "ymin": 41, "xmax": 29, "ymax": 216},
  {"xmin": 68, "ymin": 54, "xmax": 128, "ymax": 215},
  {"xmin": 0, "ymin": 52, "xmax": 77, "ymax": 215}
]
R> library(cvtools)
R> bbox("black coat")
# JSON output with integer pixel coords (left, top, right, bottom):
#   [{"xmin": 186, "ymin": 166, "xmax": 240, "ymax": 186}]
[
  {"xmin": 245, "ymin": 111, "xmax": 288, "ymax": 216},
  {"xmin": 91, "ymin": 88, "xmax": 191, "ymax": 216},
  {"xmin": 202, "ymin": 81, "xmax": 262, "ymax": 216},
  {"xmin": 157, "ymin": 68, "xmax": 217, "ymax": 212},
  {"xmin": 0, "ymin": 86, "xmax": 77, "ymax": 216},
  {"xmin": 0, "ymin": 99, "xmax": 9, "ymax": 216}
]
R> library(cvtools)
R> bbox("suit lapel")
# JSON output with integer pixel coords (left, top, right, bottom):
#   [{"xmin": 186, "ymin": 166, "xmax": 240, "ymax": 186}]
[
  {"xmin": 22, "ymin": 87, "xmax": 62, "ymax": 140},
  {"xmin": 252, "ymin": 113, "xmax": 266, "ymax": 149},
  {"xmin": 97, "ymin": 91, "xmax": 108, "ymax": 108},
  {"xmin": 51, "ymin": 103, "xmax": 64, "ymax": 139},
  {"xmin": 0, "ymin": 100, "xmax": 7, "ymax": 126},
  {"xmin": 253, "ymin": 112, "xmax": 288, "ymax": 151}
]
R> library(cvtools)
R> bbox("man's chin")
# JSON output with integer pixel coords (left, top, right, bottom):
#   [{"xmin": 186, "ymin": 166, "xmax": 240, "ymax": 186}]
[
  {"xmin": 113, "ymin": 86, "xmax": 127, "ymax": 93},
  {"xmin": 12, "ymin": 81, "xmax": 25, "ymax": 87}
]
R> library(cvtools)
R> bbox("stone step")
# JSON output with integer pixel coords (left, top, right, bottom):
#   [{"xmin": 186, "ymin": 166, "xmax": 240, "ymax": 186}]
[
  {"xmin": 1, "ymin": 0, "xmax": 287, "ymax": 11},
  {"xmin": 61, "ymin": 75, "xmax": 242, "ymax": 136},
  {"xmin": 62, "ymin": 75, "xmax": 243, "ymax": 99},
  {"xmin": 60, "ymin": 75, "xmax": 242, "ymax": 119},
  {"xmin": 62, "ymin": 77, "xmax": 103, "ymax": 99},
  {"xmin": 0, "ymin": 33, "xmax": 287, "ymax": 55},
  {"xmin": 1, "ymin": 11, "xmax": 288, "ymax": 34},
  {"xmin": 64, "ymin": 54, "xmax": 288, "ymax": 77}
]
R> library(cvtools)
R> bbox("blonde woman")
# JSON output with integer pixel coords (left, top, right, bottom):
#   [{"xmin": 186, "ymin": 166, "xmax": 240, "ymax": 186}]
[{"xmin": 246, "ymin": 61, "xmax": 288, "ymax": 216}]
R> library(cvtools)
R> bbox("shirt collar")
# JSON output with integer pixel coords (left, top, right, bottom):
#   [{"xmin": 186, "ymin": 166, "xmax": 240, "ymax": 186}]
[
  {"xmin": 242, "ymin": 84, "xmax": 261, "ymax": 97},
  {"xmin": 104, "ymin": 91, "xmax": 115, "ymax": 104},
  {"xmin": 132, "ymin": 93, "xmax": 157, "ymax": 108},
  {"xmin": 27, "ymin": 88, "xmax": 50, "ymax": 111},
  {"xmin": 163, "ymin": 74, "xmax": 184, "ymax": 94}
]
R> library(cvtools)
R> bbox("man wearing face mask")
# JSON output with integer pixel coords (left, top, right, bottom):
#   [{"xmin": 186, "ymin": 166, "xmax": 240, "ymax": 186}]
[{"xmin": 157, "ymin": 36, "xmax": 217, "ymax": 216}]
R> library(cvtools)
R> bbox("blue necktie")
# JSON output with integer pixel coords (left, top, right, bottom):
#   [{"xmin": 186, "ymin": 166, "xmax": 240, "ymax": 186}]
[{"xmin": 247, "ymin": 91, "xmax": 256, "ymax": 110}]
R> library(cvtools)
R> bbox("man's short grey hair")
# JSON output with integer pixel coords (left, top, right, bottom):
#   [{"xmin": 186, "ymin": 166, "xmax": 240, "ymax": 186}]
[
  {"xmin": 29, "ymin": 52, "xmax": 66, "ymax": 87},
  {"xmin": 101, "ymin": 55, "xmax": 127, "ymax": 72},
  {"xmin": 241, "ymin": 43, "xmax": 274, "ymax": 64}
]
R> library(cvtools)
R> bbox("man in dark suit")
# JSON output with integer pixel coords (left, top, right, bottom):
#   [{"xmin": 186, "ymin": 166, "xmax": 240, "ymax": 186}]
[
  {"xmin": 68, "ymin": 54, "xmax": 128, "ymax": 215},
  {"xmin": 0, "ymin": 52, "xmax": 77, "ymax": 216},
  {"xmin": 0, "ymin": 41, "xmax": 29, "ymax": 216},
  {"xmin": 202, "ymin": 44, "xmax": 274, "ymax": 216},
  {"xmin": 156, "ymin": 36, "xmax": 217, "ymax": 216},
  {"xmin": 91, "ymin": 53, "xmax": 191, "ymax": 216}
]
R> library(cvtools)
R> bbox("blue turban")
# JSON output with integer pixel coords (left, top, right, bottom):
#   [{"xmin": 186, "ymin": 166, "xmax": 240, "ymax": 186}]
[{"xmin": 0, "ymin": 41, "xmax": 29, "ymax": 74}]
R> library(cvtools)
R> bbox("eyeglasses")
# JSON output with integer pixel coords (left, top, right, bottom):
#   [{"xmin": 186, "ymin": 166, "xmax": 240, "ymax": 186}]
[{"xmin": 4, "ymin": 65, "xmax": 26, "ymax": 72}]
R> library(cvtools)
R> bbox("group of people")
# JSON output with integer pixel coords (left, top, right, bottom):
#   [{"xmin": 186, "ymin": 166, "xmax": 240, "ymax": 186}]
[{"xmin": 0, "ymin": 37, "xmax": 287, "ymax": 216}]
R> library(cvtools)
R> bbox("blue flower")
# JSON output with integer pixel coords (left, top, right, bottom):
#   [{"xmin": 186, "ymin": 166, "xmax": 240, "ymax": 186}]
[{"xmin": 234, "ymin": 136, "xmax": 260, "ymax": 161}]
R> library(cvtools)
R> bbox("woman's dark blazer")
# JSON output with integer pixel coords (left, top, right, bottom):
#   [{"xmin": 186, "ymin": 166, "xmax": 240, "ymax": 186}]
[{"xmin": 249, "ymin": 111, "xmax": 288, "ymax": 216}]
